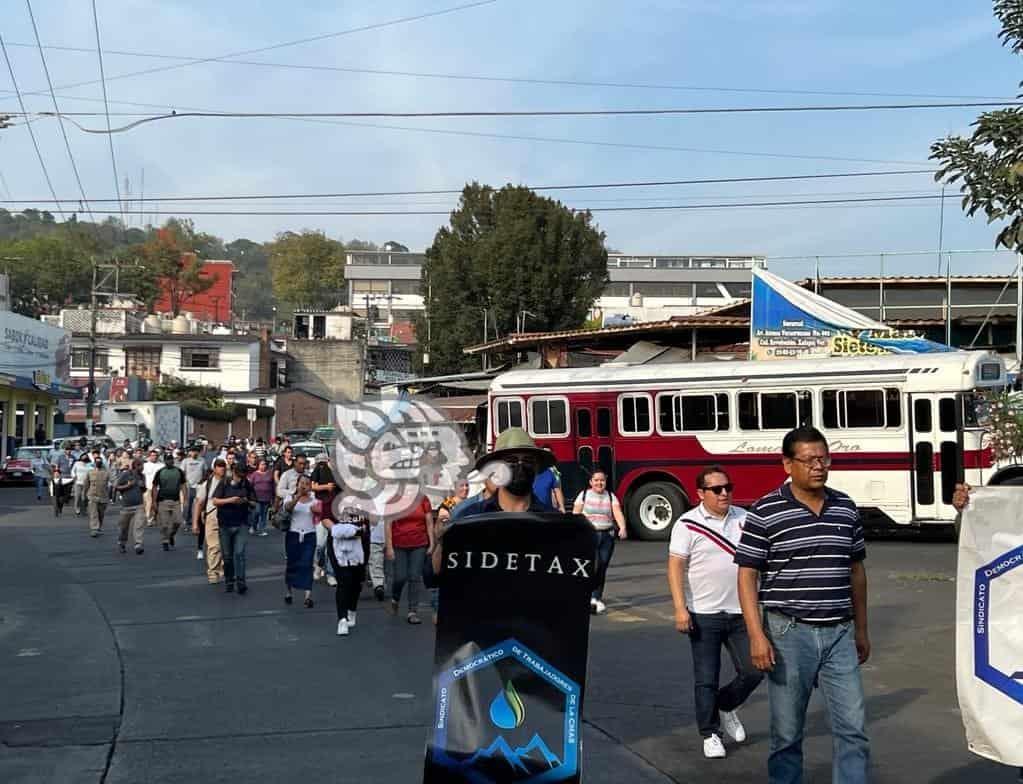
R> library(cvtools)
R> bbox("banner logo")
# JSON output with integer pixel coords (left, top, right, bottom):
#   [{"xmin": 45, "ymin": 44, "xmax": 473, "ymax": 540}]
[
  {"xmin": 973, "ymin": 544, "xmax": 1023, "ymax": 705},
  {"xmin": 329, "ymin": 398, "xmax": 473, "ymax": 521},
  {"xmin": 433, "ymin": 639, "xmax": 580, "ymax": 783}
]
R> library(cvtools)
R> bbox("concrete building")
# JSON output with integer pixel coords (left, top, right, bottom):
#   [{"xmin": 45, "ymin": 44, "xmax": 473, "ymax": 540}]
[
  {"xmin": 284, "ymin": 340, "xmax": 364, "ymax": 402},
  {"xmin": 293, "ymin": 307, "xmax": 356, "ymax": 341},
  {"xmin": 594, "ymin": 254, "xmax": 765, "ymax": 324},
  {"xmin": 344, "ymin": 250, "xmax": 424, "ymax": 342}
]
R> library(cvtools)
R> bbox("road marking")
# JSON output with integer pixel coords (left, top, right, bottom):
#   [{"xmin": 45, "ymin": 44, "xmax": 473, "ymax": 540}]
[
  {"xmin": 606, "ymin": 609, "xmax": 647, "ymax": 623},
  {"xmin": 16, "ymin": 648, "xmax": 41, "ymax": 657},
  {"xmin": 175, "ymin": 615, "xmax": 201, "ymax": 621},
  {"xmin": 392, "ymin": 693, "xmax": 415, "ymax": 700}
]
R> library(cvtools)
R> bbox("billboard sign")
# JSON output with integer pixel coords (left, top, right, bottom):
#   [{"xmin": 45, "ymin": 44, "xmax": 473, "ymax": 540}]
[
  {"xmin": 749, "ymin": 268, "xmax": 953, "ymax": 361},
  {"xmin": 0, "ymin": 311, "xmax": 72, "ymax": 388}
]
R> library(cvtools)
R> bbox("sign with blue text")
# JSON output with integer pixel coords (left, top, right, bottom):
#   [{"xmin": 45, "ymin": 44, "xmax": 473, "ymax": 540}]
[
  {"xmin": 956, "ymin": 487, "xmax": 1023, "ymax": 766},
  {"xmin": 749, "ymin": 267, "xmax": 953, "ymax": 360},
  {"xmin": 424, "ymin": 513, "xmax": 596, "ymax": 783}
]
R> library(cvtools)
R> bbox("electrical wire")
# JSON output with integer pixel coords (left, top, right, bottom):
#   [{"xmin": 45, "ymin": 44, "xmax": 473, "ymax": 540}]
[
  {"xmin": 2, "ymin": 40, "xmax": 1012, "ymax": 102},
  {"xmin": 25, "ymin": 0, "xmax": 95, "ymax": 223},
  {"xmin": 0, "ymin": 169, "xmax": 935, "ymax": 205},
  {"xmin": 91, "ymin": 0, "xmax": 124, "ymax": 226},
  {"xmin": 0, "ymin": 92, "xmax": 930, "ymax": 166},
  {"xmin": 16, "ymin": 0, "xmax": 500, "ymax": 102},
  {"xmin": 3, "ymin": 192, "xmax": 961, "ymax": 217},
  {"xmin": 0, "ymin": 34, "xmax": 64, "ymax": 218},
  {"xmin": 14, "ymin": 99, "xmax": 1020, "ymax": 135}
]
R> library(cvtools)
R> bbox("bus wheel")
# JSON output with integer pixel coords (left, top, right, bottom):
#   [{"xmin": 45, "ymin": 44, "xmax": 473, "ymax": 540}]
[{"xmin": 628, "ymin": 482, "xmax": 686, "ymax": 541}]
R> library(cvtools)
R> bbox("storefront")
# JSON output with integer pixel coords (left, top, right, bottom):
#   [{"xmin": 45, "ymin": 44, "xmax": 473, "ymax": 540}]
[{"xmin": 0, "ymin": 312, "xmax": 76, "ymax": 460}]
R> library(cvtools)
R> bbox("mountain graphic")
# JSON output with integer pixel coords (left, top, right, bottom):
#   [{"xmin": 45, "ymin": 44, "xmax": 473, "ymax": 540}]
[{"xmin": 462, "ymin": 733, "xmax": 562, "ymax": 778}]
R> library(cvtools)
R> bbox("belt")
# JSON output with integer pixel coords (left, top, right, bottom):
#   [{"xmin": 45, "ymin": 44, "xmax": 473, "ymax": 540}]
[{"xmin": 767, "ymin": 609, "xmax": 851, "ymax": 628}]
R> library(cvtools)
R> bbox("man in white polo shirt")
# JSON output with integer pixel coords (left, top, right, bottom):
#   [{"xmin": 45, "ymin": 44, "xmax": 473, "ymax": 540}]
[{"xmin": 668, "ymin": 465, "xmax": 763, "ymax": 760}]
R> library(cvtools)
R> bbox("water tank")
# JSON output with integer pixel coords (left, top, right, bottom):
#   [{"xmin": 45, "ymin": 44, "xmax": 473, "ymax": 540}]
[
  {"xmin": 143, "ymin": 314, "xmax": 162, "ymax": 333},
  {"xmin": 171, "ymin": 315, "xmax": 190, "ymax": 334}
]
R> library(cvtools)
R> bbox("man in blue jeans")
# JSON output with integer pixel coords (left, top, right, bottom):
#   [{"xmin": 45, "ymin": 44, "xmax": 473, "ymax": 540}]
[
  {"xmin": 668, "ymin": 465, "xmax": 762, "ymax": 759},
  {"xmin": 736, "ymin": 426, "xmax": 870, "ymax": 784},
  {"xmin": 212, "ymin": 463, "xmax": 255, "ymax": 595}
]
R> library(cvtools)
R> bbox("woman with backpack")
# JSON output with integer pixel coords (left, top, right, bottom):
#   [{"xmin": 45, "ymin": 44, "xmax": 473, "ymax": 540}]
[{"xmin": 573, "ymin": 469, "xmax": 628, "ymax": 615}]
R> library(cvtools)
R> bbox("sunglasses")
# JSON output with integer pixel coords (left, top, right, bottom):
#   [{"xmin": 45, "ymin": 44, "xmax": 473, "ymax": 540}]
[{"xmin": 702, "ymin": 483, "xmax": 734, "ymax": 495}]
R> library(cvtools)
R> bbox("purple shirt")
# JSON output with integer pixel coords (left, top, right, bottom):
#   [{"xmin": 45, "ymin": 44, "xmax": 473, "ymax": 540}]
[{"xmin": 249, "ymin": 469, "xmax": 275, "ymax": 503}]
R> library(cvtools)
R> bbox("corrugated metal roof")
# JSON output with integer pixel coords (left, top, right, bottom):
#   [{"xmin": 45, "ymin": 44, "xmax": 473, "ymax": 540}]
[{"xmin": 463, "ymin": 315, "xmax": 749, "ymax": 354}]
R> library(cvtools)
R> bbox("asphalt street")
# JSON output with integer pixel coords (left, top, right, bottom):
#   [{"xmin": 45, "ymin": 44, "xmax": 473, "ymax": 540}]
[{"xmin": 0, "ymin": 485, "xmax": 1019, "ymax": 784}]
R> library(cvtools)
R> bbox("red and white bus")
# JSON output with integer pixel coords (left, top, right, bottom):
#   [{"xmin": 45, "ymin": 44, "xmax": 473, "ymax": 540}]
[{"xmin": 484, "ymin": 351, "xmax": 1009, "ymax": 539}]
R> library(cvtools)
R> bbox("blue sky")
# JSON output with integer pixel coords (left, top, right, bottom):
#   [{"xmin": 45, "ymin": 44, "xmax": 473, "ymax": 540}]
[{"xmin": 0, "ymin": 0, "xmax": 1019, "ymax": 278}]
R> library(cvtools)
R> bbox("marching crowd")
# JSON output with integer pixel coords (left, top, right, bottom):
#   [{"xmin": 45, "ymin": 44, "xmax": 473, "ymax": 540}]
[{"xmin": 37, "ymin": 424, "xmax": 878, "ymax": 783}]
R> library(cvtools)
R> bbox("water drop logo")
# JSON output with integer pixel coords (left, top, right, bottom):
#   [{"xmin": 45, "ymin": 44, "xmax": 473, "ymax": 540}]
[{"xmin": 489, "ymin": 681, "xmax": 526, "ymax": 730}]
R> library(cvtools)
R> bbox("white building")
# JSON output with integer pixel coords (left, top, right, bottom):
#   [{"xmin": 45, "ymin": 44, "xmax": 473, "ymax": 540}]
[
  {"xmin": 344, "ymin": 250, "xmax": 424, "ymax": 340},
  {"xmin": 594, "ymin": 254, "xmax": 765, "ymax": 324}
]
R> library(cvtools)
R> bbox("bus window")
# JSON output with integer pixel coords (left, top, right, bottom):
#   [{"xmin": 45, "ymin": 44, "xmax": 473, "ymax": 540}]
[
  {"xmin": 619, "ymin": 394, "xmax": 652, "ymax": 435},
  {"xmin": 914, "ymin": 399, "xmax": 932, "ymax": 432},
  {"xmin": 658, "ymin": 393, "xmax": 720, "ymax": 432},
  {"xmin": 797, "ymin": 390, "xmax": 813, "ymax": 427},
  {"xmin": 578, "ymin": 446, "xmax": 593, "ymax": 472},
  {"xmin": 939, "ymin": 398, "xmax": 957, "ymax": 433},
  {"xmin": 738, "ymin": 392, "xmax": 759, "ymax": 430},
  {"xmin": 530, "ymin": 397, "xmax": 568, "ymax": 437},
  {"xmin": 576, "ymin": 409, "xmax": 592, "ymax": 438},
  {"xmin": 495, "ymin": 399, "xmax": 524, "ymax": 434},
  {"xmin": 716, "ymin": 393, "xmax": 730, "ymax": 430},
  {"xmin": 823, "ymin": 388, "xmax": 901, "ymax": 429},
  {"xmin": 597, "ymin": 407, "xmax": 611, "ymax": 437},
  {"xmin": 761, "ymin": 392, "xmax": 797, "ymax": 429}
]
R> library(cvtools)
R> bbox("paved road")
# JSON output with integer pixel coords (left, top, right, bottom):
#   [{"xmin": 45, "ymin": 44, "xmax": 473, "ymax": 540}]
[{"xmin": 0, "ymin": 485, "xmax": 1018, "ymax": 783}]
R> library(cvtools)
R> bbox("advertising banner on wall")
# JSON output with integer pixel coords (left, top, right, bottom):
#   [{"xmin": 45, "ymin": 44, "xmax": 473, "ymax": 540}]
[
  {"xmin": 0, "ymin": 311, "xmax": 74, "ymax": 394},
  {"xmin": 424, "ymin": 513, "xmax": 595, "ymax": 783},
  {"xmin": 749, "ymin": 268, "xmax": 954, "ymax": 361},
  {"xmin": 955, "ymin": 487, "xmax": 1023, "ymax": 766}
]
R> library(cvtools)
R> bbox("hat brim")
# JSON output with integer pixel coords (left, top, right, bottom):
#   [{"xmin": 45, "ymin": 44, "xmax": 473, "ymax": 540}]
[{"xmin": 474, "ymin": 446, "xmax": 556, "ymax": 473}]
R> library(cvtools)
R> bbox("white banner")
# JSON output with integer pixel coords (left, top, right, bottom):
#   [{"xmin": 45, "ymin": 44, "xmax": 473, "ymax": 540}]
[{"xmin": 955, "ymin": 487, "xmax": 1023, "ymax": 766}]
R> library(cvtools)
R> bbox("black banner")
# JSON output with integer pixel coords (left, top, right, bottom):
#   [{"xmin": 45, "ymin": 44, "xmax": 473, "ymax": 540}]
[{"xmin": 424, "ymin": 513, "xmax": 597, "ymax": 784}]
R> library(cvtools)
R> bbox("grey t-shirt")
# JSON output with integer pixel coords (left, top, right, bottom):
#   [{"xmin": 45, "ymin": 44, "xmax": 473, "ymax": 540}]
[{"xmin": 180, "ymin": 457, "xmax": 205, "ymax": 488}]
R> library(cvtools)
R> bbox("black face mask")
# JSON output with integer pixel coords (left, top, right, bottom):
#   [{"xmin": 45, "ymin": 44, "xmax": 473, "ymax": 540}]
[{"xmin": 505, "ymin": 461, "xmax": 537, "ymax": 497}]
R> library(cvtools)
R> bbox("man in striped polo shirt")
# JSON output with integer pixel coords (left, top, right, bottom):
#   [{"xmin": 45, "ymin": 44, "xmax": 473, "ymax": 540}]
[{"xmin": 735, "ymin": 426, "xmax": 870, "ymax": 784}]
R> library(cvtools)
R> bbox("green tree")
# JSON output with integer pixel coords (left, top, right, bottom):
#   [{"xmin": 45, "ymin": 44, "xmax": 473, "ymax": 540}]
[
  {"xmin": 1, "ymin": 233, "xmax": 95, "ymax": 317},
  {"xmin": 268, "ymin": 230, "xmax": 346, "ymax": 309},
  {"xmin": 226, "ymin": 238, "xmax": 274, "ymax": 320},
  {"xmin": 931, "ymin": 0, "xmax": 1023, "ymax": 250},
  {"xmin": 418, "ymin": 183, "xmax": 608, "ymax": 373}
]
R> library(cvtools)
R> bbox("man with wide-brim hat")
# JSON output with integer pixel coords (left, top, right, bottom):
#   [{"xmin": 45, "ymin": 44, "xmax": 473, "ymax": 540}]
[{"xmin": 425, "ymin": 428, "xmax": 557, "ymax": 583}]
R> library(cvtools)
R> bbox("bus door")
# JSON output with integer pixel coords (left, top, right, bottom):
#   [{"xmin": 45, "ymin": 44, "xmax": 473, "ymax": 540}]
[
  {"xmin": 908, "ymin": 393, "xmax": 963, "ymax": 521},
  {"xmin": 572, "ymin": 403, "xmax": 615, "ymax": 494}
]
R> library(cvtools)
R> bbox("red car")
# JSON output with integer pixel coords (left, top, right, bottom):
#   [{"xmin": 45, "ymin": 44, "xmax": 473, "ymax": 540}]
[{"xmin": 1, "ymin": 447, "xmax": 44, "ymax": 484}]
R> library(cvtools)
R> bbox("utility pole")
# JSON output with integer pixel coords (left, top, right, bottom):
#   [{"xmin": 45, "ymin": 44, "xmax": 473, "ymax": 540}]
[{"xmin": 87, "ymin": 258, "xmax": 137, "ymax": 436}]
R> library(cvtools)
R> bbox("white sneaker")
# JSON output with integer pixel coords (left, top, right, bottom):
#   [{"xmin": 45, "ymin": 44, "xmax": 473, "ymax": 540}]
[
  {"xmin": 347, "ymin": 611, "xmax": 357, "ymax": 628},
  {"xmin": 326, "ymin": 576, "xmax": 337, "ymax": 587},
  {"xmin": 336, "ymin": 618, "xmax": 349, "ymax": 636},
  {"xmin": 594, "ymin": 599, "xmax": 607, "ymax": 614},
  {"xmin": 314, "ymin": 565, "xmax": 324, "ymax": 581},
  {"xmin": 720, "ymin": 709, "xmax": 746, "ymax": 743},
  {"xmin": 703, "ymin": 734, "xmax": 727, "ymax": 759},
  {"xmin": 196, "ymin": 550, "xmax": 204, "ymax": 560},
  {"xmin": 590, "ymin": 598, "xmax": 598, "ymax": 613}
]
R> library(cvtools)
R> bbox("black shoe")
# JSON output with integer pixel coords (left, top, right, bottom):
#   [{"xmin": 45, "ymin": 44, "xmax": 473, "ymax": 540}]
[
  {"xmin": 135, "ymin": 546, "xmax": 144, "ymax": 555},
  {"xmin": 169, "ymin": 535, "xmax": 175, "ymax": 548},
  {"xmin": 284, "ymin": 594, "xmax": 293, "ymax": 605},
  {"xmin": 237, "ymin": 583, "xmax": 248, "ymax": 595},
  {"xmin": 374, "ymin": 586, "xmax": 385, "ymax": 601},
  {"xmin": 225, "ymin": 582, "xmax": 235, "ymax": 593},
  {"xmin": 303, "ymin": 596, "xmax": 314, "ymax": 609},
  {"xmin": 162, "ymin": 542, "xmax": 169, "ymax": 551},
  {"xmin": 118, "ymin": 543, "xmax": 126, "ymax": 554}
]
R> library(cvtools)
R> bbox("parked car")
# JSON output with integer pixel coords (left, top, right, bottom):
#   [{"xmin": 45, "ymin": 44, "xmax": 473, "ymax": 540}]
[
  {"xmin": 2, "ymin": 446, "xmax": 48, "ymax": 483},
  {"xmin": 283, "ymin": 429, "xmax": 312, "ymax": 442},
  {"xmin": 310, "ymin": 426, "xmax": 336, "ymax": 444},
  {"xmin": 290, "ymin": 440, "xmax": 328, "ymax": 464}
]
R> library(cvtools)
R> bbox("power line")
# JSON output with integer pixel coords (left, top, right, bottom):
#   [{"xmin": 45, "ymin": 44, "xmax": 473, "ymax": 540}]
[
  {"xmin": 90, "ymin": 0, "xmax": 123, "ymax": 226},
  {"xmin": 0, "ymin": 92, "xmax": 929, "ymax": 167},
  {"xmin": 7, "ymin": 193, "xmax": 960, "ymax": 216},
  {"xmin": 15, "ymin": 100, "xmax": 1021, "ymax": 135},
  {"xmin": 25, "ymin": 0, "xmax": 95, "ymax": 223},
  {"xmin": 2, "ymin": 40, "xmax": 1012, "ymax": 102},
  {"xmin": 16, "ymin": 0, "xmax": 500, "ymax": 101},
  {"xmin": 0, "ymin": 34, "xmax": 64, "ymax": 218},
  {"xmin": 0, "ymin": 169, "xmax": 935, "ymax": 205}
]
